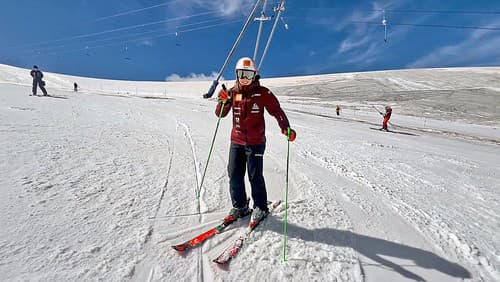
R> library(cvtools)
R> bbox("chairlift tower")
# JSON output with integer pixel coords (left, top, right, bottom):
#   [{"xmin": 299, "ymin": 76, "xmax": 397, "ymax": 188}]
[
  {"xmin": 253, "ymin": 0, "xmax": 272, "ymax": 61},
  {"xmin": 203, "ymin": 0, "xmax": 287, "ymax": 98},
  {"xmin": 258, "ymin": 0, "xmax": 286, "ymax": 70}
]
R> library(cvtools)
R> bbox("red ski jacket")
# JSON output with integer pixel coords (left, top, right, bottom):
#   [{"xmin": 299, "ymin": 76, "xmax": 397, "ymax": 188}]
[
  {"xmin": 383, "ymin": 111, "xmax": 392, "ymax": 122},
  {"xmin": 215, "ymin": 80, "xmax": 290, "ymax": 145}
]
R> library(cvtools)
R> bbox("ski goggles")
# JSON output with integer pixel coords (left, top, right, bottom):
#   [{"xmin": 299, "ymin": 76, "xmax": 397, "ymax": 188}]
[{"xmin": 236, "ymin": 69, "xmax": 256, "ymax": 80}]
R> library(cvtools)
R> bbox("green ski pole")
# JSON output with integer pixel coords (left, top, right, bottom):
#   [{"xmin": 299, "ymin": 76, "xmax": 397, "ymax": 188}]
[
  {"xmin": 197, "ymin": 84, "xmax": 229, "ymax": 198},
  {"xmin": 282, "ymin": 127, "xmax": 291, "ymax": 262}
]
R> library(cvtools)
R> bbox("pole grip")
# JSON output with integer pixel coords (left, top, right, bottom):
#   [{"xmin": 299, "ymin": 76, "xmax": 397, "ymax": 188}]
[{"xmin": 203, "ymin": 80, "xmax": 219, "ymax": 99}]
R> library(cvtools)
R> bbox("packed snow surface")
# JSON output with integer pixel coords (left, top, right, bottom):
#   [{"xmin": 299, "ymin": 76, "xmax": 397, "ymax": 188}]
[{"xmin": 1, "ymin": 64, "xmax": 499, "ymax": 281}]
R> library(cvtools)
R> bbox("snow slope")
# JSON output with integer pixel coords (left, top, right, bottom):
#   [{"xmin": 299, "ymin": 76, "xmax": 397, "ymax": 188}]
[{"xmin": 0, "ymin": 64, "xmax": 499, "ymax": 281}]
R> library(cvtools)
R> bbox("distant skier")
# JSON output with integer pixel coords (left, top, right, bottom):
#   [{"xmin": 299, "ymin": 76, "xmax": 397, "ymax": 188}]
[
  {"xmin": 30, "ymin": 65, "xmax": 48, "ymax": 96},
  {"xmin": 74, "ymin": 82, "xmax": 78, "ymax": 92},
  {"xmin": 382, "ymin": 106, "xmax": 392, "ymax": 131},
  {"xmin": 336, "ymin": 105, "xmax": 340, "ymax": 116},
  {"xmin": 215, "ymin": 57, "xmax": 296, "ymax": 225}
]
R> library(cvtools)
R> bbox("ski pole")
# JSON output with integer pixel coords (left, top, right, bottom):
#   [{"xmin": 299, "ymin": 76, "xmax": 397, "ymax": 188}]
[
  {"xmin": 372, "ymin": 105, "xmax": 396, "ymax": 127},
  {"xmin": 197, "ymin": 84, "xmax": 229, "ymax": 198},
  {"xmin": 372, "ymin": 105, "xmax": 383, "ymax": 115},
  {"xmin": 203, "ymin": 0, "xmax": 263, "ymax": 99},
  {"xmin": 282, "ymin": 127, "xmax": 291, "ymax": 262}
]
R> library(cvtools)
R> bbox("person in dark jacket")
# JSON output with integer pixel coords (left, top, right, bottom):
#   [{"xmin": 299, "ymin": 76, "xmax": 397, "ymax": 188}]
[
  {"xmin": 30, "ymin": 65, "xmax": 48, "ymax": 96},
  {"xmin": 74, "ymin": 82, "xmax": 78, "ymax": 92},
  {"xmin": 215, "ymin": 57, "xmax": 296, "ymax": 224}
]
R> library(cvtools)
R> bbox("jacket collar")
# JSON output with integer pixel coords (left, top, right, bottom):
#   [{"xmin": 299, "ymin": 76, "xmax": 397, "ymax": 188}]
[{"xmin": 236, "ymin": 80, "xmax": 260, "ymax": 93}]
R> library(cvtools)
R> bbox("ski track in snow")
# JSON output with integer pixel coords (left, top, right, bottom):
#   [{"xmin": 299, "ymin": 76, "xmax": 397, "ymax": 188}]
[
  {"xmin": 1, "ymin": 87, "xmax": 175, "ymax": 281},
  {"xmin": 288, "ymin": 109, "xmax": 497, "ymax": 281},
  {"xmin": 1, "ymin": 66, "xmax": 499, "ymax": 281}
]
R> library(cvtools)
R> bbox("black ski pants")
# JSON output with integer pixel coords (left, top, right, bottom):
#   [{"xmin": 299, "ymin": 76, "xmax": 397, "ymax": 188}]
[
  {"xmin": 32, "ymin": 79, "xmax": 47, "ymax": 95},
  {"xmin": 228, "ymin": 142, "xmax": 268, "ymax": 212}
]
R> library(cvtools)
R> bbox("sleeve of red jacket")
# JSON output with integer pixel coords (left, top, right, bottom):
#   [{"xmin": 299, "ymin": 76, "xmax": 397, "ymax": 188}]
[
  {"xmin": 214, "ymin": 92, "xmax": 232, "ymax": 117},
  {"xmin": 264, "ymin": 88, "xmax": 290, "ymax": 131}
]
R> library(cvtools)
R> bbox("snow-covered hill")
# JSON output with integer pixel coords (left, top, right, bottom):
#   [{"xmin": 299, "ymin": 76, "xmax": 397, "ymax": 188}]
[{"xmin": 0, "ymin": 64, "xmax": 498, "ymax": 281}]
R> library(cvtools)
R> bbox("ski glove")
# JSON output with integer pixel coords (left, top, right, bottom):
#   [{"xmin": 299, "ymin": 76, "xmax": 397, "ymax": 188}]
[
  {"xmin": 218, "ymin": 89, "xmax": 230, "ymax": 103},
  {"xmin": 282, "ymin": 128, "xmax": 297, "ymax": 142}
]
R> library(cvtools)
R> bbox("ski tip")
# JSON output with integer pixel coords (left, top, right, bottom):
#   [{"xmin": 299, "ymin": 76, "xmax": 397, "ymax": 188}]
[
  {"xmin": 172, "ymin": 244, "xmax": 188, "ymax": 252},
  {"xmin": 213, "ymin": 258, "xmax": 228, "ymax": 265}
]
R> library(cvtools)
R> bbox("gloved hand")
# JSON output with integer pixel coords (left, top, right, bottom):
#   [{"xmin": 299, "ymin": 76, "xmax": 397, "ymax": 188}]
[
  {"xmin": 218, "ymin": 88, "xmax": 230, "ymax": 103},
  {"xmin": 282, "ymin": 128, "xmax": 296, "ymax": 142}
]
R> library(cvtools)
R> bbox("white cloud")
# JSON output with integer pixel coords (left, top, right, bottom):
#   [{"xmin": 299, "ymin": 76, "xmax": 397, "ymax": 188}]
[
  {"xmin": 407, "ymin": 19, "xmax": 500, "ymax": 68},
  {"xmin": 333, "ymin": 1, "xmax": 414, "ymax": 58},
  {"xmin": 165, "ymin": 71, "xmax": 223, "ymax": 81},
  {"xmin": 294, "ymin": 0, "xmax": 418, "ymax": 74},
  {"xmin": 163, "ymin": 0, "xmax": 252, "ymax": 32},
  {"xmin": 140, "ymin": 39, "xmax": 153, "ymax": 46},
  {"xmin": 338, "ymin": 37, "xmax": 371, "ymax": 53},
  {"xmin": 169, "ymin": 0, "xmax": 253, "ymax": 17},
  {"xmin": 344, "ymin": 43, "xmax": 379, "ymax": 65}
]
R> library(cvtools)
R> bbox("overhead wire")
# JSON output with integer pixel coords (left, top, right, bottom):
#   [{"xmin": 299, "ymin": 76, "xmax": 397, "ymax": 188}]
[
  {"xmin": 31, "ymin": 19, "xmax": 245, "ymax": 57},
  {"xmin": 284, "ymin": 16, "xmax": 500, "ymax": 31},
  {"xmin": 17, "ymin": 16, "xmax": 242, "ymax": 56},
  {"xmin": 86, "ymin": 0, "xmax": 183, "ymax": 23},
  {"xmin": 12, "ymin": 4, "xmax": 500, "ymax": 61},
  {"xmin": 8, "ymin": 11, "xmax": 220, "ymax": 50},
  {"xmin": 286, "ymin": 6, "xmax": 500, "ymax": 15},
  {"xmin": 345, "ymin": 21, "xmax": 500, "ymax": 31}
]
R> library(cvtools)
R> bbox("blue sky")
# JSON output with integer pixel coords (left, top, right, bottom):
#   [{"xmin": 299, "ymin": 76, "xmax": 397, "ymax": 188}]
[{"xmin": 1, "ymin": 0, "xmax": 499, "ymax": 81}]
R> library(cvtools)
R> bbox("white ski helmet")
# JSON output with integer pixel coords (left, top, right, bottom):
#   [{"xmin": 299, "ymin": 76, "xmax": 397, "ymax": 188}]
[{"xmin": 235, "ymin": 57, "xmax": 258, "ymax": 73}]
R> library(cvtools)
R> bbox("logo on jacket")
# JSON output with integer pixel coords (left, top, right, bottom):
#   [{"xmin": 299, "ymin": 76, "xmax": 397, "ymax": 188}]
[{"xmin": 251, "ymin": 103, "xmax": 260, "ymax": 113}]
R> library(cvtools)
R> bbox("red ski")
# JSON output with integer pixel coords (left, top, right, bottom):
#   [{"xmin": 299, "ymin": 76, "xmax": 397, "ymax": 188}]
[
  {"xmin": 171, "ymin": 213, "xmax": 247, "ymax": 252},
  {"xmin": 213, "ymin": 200, "xmax": 282, "ymax": 264}
]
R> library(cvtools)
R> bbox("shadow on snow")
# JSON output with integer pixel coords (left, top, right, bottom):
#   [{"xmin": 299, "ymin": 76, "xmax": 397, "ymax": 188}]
[{"xmin": 265, "ymin": 217, "xmax": 471, "ymax": 281}]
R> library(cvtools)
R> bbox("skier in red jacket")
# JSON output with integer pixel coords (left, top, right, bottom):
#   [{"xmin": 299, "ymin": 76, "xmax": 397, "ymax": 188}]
[
  {"xmin": 382, "ymin": 106, "xmax": 392, "ymax": 131},
  {"xmin": 215, "ymin": 57, "xmax": 296, "ymax": 224}
]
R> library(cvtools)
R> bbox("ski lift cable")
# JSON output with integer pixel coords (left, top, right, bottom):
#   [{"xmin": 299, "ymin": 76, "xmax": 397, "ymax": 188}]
[
  {"xmin": 380, "ymin": 8, "xmax": 500, "ymax": 15},
  {"xmin": 19, "ymin": 17, "xmax": 233, "ymax": 55},
  {"xmin": 8, "ymin": 11, "xmax": 220, "ymax": 50},
  {"xmin": 345, "ymin": 20, "xmax": 500, "ymax": 31},
  {"xmin": 15, "ymin": 18, "xmax": 233, "ymax": 57},
  {"xmin": 15, "ymin": 16, "xmax": 241, "ymax": 56},
  {"xmin": 87, "ymin": 0, "xmax": 183, "ymax": 23},
  {"xmin": 283, "ymin": 16, "xmax": 500, "ymax": 31},
  {"xmin": 37, "ymin": 20, "xmax": 243, "ymax": 57},
  {"xmin": 286, "ymin": 7, "xmax": 500, "ymax": 15},
  {"xmin": 30, "ymin": 19, "xmax": 245, "ymax": 58}
]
